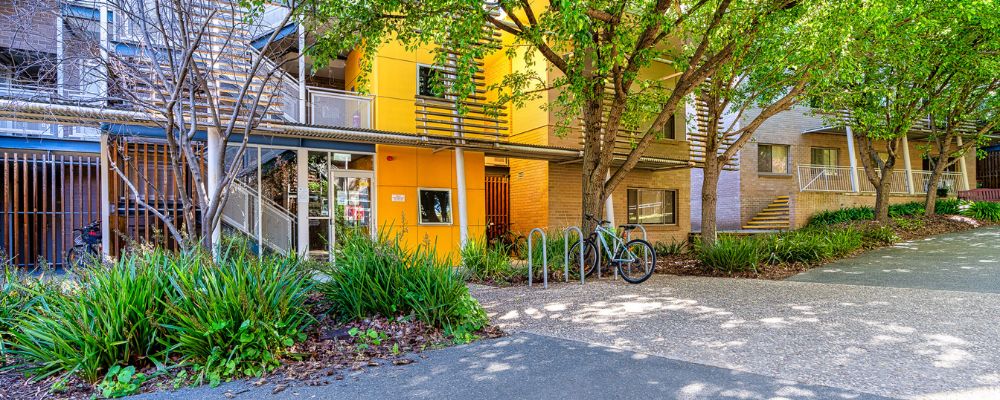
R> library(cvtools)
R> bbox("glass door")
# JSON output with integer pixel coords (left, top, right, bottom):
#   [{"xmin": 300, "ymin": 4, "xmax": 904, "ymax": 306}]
[{"xmin": 332, "ymin": 171, "xmax": 373, "ymax": 254}]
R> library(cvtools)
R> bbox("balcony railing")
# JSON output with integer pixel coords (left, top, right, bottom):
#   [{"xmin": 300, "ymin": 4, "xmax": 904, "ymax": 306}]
[
  {"xmin": 308, "ymin": 87, "xmax": 372, "ymax": 129},
  {"xmin": 797, "ymin": 164, "xmax": 967, "ymax": 195}
]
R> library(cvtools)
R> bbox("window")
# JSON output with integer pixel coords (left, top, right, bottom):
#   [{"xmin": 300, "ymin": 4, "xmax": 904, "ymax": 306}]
[
  {"xmin": 627, "ymin": 189, "xmax": 676, "ymax": 225},
  {"xmin": 418, "ymin": 188, "xmax": 453, "ymax": 224},
  {"xmin": 810, "ymin": 148, "xmax": 838, "ymax": 167},
  {"xmin": 758, "ymin": 144, "xmax": 789, "ymax": 174},
  {"xmin": 661, "ymin": 115, "xmax": 677, "ymax": 140},
  {"xmin": 417, "ymin": 65, "xmax": 446, "ymax": 98}
]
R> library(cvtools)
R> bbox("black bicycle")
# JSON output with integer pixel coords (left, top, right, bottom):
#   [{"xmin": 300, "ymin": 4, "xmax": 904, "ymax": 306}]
[
  {"xmin": 487, "ymin": 222, "xmax": 527, "ymax": 258},
  {"xmin": 568, "ymin": 214, "xmax": 656, "ymax": 284},
  {"xmin": 66, "ymin": 220, "xmax": 102, "ymax": 269}
]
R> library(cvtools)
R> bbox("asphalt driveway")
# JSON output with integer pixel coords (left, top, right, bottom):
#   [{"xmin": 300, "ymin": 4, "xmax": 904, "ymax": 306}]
[{"xmin": 787, "ymin": 227, "xmax": 1000, "ymax": 293}]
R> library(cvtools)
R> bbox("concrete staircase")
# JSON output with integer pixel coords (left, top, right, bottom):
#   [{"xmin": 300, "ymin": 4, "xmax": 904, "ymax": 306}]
[{"xmin": 742, "ymin": 196, "xmax": 791, "ymax": 230}]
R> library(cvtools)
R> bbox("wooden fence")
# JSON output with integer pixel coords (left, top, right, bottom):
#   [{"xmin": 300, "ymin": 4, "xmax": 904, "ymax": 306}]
[
  {"xmin": 1, "ymin": 151, "xmax": 101, "ymax": 268},
  {"xmin": 485, "ymin": 174, "xmax": 510, "ymax": 241},
  {"xmin": 977, "ymin": 150, "xmax": 1000, "ymax": 189}
]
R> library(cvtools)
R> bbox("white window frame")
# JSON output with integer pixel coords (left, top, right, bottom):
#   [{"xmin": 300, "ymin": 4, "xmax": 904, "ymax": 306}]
[{"xmin": 417, "ymin": 187, "xmax": 454, "ymax": 225}]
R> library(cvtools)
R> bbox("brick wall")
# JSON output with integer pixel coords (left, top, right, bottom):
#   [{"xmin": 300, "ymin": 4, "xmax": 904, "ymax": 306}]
[
  {"xmin": 0, "ymin": 1, "xmax": 58, "ymax": 52},
  {"xmin": 689, "ymin": 168, "xmax": 741, "ymax": 231},
  {"xmin": 734, "ymin": 106, "xmax": 977, "ymax": 227},
  {"xmin": 546, "ymin": 163, "xmax": 691, "ymax": 244}
]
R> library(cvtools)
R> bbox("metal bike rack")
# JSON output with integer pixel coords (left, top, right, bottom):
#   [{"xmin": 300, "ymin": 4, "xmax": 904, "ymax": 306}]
[
  {"xmin": 527, "ymin": 228, "xmax": 548, "ymax": 288},
  {"xmin": 563, "ymin": 226, "xmax": 585, "ymax": 285},
  {"xmin": 625, "ymin": 224, "xmax": 648, "ymax": 242}
]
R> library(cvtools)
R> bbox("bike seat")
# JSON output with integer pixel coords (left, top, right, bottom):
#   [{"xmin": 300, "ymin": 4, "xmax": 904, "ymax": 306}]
[{"xmin": 619, "ymin": 224, "xmax": 639, "ymax": 231}]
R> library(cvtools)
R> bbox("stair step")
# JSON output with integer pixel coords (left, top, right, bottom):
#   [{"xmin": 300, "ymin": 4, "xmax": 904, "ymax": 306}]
[{"xmin": 750, "ymin": 216, "xmax": 789, "ymax": 221}]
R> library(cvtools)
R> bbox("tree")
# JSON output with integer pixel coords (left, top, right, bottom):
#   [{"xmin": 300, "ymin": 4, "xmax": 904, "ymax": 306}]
[
  {"xmin": 695, "ymin": 1, "xmax": 850, "ymax": 245},
  {"xmin": 5, "ymin": 0, "xmax": 304, "ymax": 251},
  {"xmin": 294, "ymin": 0, "xmax": 806, "ymax": 230},
  {"xmin": 809, "ymin": 0, "xmax": 987, "ymax": 223},
  {"xmin": 920, "ymin": 6, "xmax": 1000, "ymax": 214}
]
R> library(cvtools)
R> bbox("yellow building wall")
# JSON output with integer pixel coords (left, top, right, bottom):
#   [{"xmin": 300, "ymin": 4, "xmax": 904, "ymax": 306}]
[{"xmin": 375, "ymin": 145, "xmax": 486, "ymax": 259}]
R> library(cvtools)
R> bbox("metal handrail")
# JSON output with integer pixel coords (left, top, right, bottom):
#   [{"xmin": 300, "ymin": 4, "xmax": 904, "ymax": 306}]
[
  {"xmin": 563, "ymin": 226, "xmax": 585, "ymax": 285},
  {"xmin": 527, "ymin": 228, "xmax": 548, "ymax": 288}
]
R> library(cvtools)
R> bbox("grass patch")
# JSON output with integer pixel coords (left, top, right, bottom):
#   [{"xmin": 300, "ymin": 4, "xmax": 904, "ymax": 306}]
[
  {"xmin": 460, "ymin": 239, "xmax": 521, "ymax": 285},
  {"xmin": 961, "ymin": 201, "xmax": 1000, "ymax": 222}
]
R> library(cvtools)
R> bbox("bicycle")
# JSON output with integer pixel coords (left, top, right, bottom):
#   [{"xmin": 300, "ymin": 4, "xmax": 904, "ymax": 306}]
[
  {"xmin": 569, "ymin": 214, "xmax": 656, "ymax": 284},
  {"xmin": 66, "ymin": 220, "xmax": 102, "ymax": 269},
  {"xmin": 487, "ymin": 222, "xmax": 527, "ymax": 258}
]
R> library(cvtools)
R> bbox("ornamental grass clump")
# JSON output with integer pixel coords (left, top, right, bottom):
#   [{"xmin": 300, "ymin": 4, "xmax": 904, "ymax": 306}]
[
  {"xmin": 695, "ymin": 235, "xmax": 764, "ymax": 274},
  {"xmin": 2, "ymin": 240, "xmax": 314, "ymax": 388},
  {"xmin": 460, "ymin": 239, "xmax": 518, "ymax": 284},
  {"xmin": 962, "ymin": 201, "xmax": 1000, "ymax": 222},
  {"xmin": 320, "ymin": 230, "xmax": 488, "ymax": 340}
]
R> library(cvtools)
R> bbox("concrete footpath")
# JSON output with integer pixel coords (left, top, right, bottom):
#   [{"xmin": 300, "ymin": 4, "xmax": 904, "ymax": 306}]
[{"xmin": 131, "ymin": 332, "xmax": 887, "ymax": 400}]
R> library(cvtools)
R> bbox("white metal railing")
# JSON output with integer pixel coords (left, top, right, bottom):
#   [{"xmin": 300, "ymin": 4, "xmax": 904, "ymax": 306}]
[
  {"xmin": 222, "ymin": 179, "xmax": 296, "ymax": 255},
  {"xmin": 912, "ymin": 171, "xmax": 968, "ymax": 194},
  {"xmin": 308, "ymin": 87, "xmax": 372, "ymax": 129},
  {"xmin": 798, "ymin": 164, "xmax": 967, "ymax": 195}
]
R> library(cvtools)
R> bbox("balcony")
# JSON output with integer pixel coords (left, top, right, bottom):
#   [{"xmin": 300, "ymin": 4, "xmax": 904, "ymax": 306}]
[
  {"xmin": 0, "ymin": 82, "xmax": 100, "ymax": 140},
  {"xmin": 797, "ymin": 164, "xmax": 968, "ymax": 195},
  {"xmin": 308, "ymin": 87, "xmax": 371, "ymax": 129}
]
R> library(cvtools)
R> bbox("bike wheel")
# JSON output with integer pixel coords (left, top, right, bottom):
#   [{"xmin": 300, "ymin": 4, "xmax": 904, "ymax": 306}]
[
  {"xmin": 616, "ymin": 239, "xmax": 656, "ymax": 284},
  {"xmin": 569, "ymin": 239, "xmax": 599, "ymax": 277},
  {"xmin": 65, "ymin": 247, "xmax": 84, "ymax": 269}
]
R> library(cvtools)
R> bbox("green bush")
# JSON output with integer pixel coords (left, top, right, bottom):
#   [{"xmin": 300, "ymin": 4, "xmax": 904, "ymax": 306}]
[
  {"xmin": 460, "ymin": 239, "xmax": 519, "ymax": 284},
  {"xmin": 161, "ymin": 244, "xmax": 314, "ymax": 384},
  {"xmin": 935, "ymin": 199, "xmax": 961, "ymax": 215},
  {"xmin": 695, "ymin": 235, "xmax": 763, "ymax": 274},
  {"xmin": 653, "ymin": 240, "xmax": 687, "ymax": 256},
  {"xmin": 861, "ymin": 225, "xmax": 898, "ymax": 246},
  {"xmin": 319, "ymin": 231, "xmax": 488, "ymax": 339},
  {"xmin": 761, "ymin": 230, "xmax": 834, "ymax": 264},
  {"xmin": 806, "ymin": 206, "xmax": 875, "ymax": 227},
  {"xmin": 3, "ymin": 243, "xmax": 313, "ymax": 386},
  {"xmin": 888, "ymin": 202, "xmax": 924, "ymax": 217},
  {"xmin": 825, "ymin": 228, "xmax": 864, "ymax": 257},
  {"xmin": 963, "ymin": 201, "xmax": 1000, "ymax": 222}
]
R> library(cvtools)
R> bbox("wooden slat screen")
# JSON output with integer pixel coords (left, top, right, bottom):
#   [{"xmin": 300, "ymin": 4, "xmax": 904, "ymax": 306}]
[
  {"xmin": 977, "ymin": 150, "xmax": 1000, "ymax": 189},
  {"xmin": 485, "ymin": 174, "xmax": 510, "ymax": 241},
  {"xmin": 1, "ymin": 151, "xmax": 100, "ymax": 268},
  {"xmin": 107, "ymin": 137, "xmax": 204, "ymax": 255}
]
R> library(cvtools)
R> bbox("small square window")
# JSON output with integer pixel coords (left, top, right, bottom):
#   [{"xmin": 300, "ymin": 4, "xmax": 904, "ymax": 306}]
[
  {"xmin": 417, "ymin": 65, "xmax": 446, "ymax": 99},
  {"xmin": 758, "ymin": 144, "xmax": 789, "ymax": 174},
  {"xmin": 627, "ymin": 189, "xmax": 676, "ymax": 225},
  {"xmin": 418, "ymin": 188, "xmax": 452, "ymax": 224}
]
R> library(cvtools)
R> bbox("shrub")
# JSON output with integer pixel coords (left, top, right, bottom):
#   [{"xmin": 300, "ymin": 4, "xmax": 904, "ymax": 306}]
[
  {"xmin": 806, "ymin": 206, "xmax": 875, "ymax": 227},
  {"xmin": 319, "ymin": 231, "xmax": 488, "ymax": 338},
  {"xmin": 695, "ymin": 235, "xmax": 763, "ymax": 274},
  {"xmin": 935, "ymin": 199, "xmax": 961, "ymax": 215},
  {"xmin": 861, "ymin": 225, "xmax": 898, "ymax": 246},
  {"xmin": 893, "ymin": 216, "xmax": 925, "ymax": 231},
  {"xmin": 4, "ymin": 242, "xmax": 314, "ymax": 386},
  {"xmin": 161, "ymin": 243, "xmax": 314, "ymax": 384},
  {"xmin": 963, "ymin": 201, "xmax": 1000, "ymax": 222},
  {"xmin": 460, "ymin": 239, "xmax": 519, "ymax": 284},
  {"xmin": 7, "ymin": 251, "xmax": 170, "ymax": 382},
  {"xmin": 825, "ymin": 228, "xmax": 864, "ymax": 257},
  {"xmin": 888, "ymin": 202, "xmax": 924, "ymax": 217},
  {"xmin": 653, "ymin": 240, "xmax": 686, "ymax": 256},
  {"xmin": 761, "ymin": 230, "xmax": 834, "ymax": 264}
]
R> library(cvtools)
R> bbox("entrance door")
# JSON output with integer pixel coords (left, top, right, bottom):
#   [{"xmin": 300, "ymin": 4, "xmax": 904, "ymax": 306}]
[{"xmin": 331, "ymin": 171, "xmax": 373, "ymax": 254}]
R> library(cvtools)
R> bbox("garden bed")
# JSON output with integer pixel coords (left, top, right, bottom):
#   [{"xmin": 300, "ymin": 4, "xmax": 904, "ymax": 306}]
[
  {"xmin": 656, "ymin": 213, "xmax": 992, "ymax": 280},
  {"xmin": 0, "ymin": 231, "xmax": 500, "ymax": 399}
]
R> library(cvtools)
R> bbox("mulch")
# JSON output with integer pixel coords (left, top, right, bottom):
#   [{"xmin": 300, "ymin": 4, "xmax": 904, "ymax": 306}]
[{"xmin": 0, "ymin": 294, "xmax": 504, "ymax": 400}]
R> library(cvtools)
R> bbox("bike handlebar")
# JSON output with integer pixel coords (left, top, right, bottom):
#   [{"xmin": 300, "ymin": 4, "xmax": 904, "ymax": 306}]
[{"xmin": 584, "ymin": 214, "xmax": 611, "ymax": 226}]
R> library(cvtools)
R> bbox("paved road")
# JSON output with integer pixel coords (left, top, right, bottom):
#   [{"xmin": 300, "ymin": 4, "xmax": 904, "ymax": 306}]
[
  {"xmin": 788, "ymin": 227, "xmax": 1000, "ymax": 293},
  {"xmin": 133, "ymin": 332, "xmax": 886, "ymax": 400}
]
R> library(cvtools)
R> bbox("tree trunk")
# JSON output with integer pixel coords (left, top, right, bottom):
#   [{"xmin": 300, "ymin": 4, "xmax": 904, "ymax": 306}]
[
  {"xmin": 923, "ymin": 159, "xmax": 949, "ymax": 216},
  {"xmin": 700, "ymin": 164, "xmax": 721, "ymax": 247},
  {"xmin": 873, "ymin": 176, "xmax": 892, "ymax": 222},
  {"xmin": 581, "ymin": 175, "xmax": 604, "ymax": 234}
]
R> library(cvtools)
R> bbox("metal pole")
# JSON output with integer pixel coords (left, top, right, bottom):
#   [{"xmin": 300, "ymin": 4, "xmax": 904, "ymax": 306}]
[
  {"xmin": 207, "ymin": 127, "xmax": 222, "ymax": 253},
  {"xmin": 296, "ymin": 148, "xmax": 309, "ymax": 258},
  {"xmin": 99, "ymin": 132, "xmax": 111, "ymax": 257},
  {"xmin": 455, "ymin": 148, "xmax": 469, "ymax": 246},
  {"xmin": 563, "ymin": 226, "xmax": 585, "ymax": 284}
]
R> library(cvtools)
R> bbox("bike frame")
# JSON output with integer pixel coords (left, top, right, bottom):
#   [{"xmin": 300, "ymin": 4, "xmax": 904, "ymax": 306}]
[{"xmin": 591, "ymin": 223, "xmax": 638, "ymax": 263}]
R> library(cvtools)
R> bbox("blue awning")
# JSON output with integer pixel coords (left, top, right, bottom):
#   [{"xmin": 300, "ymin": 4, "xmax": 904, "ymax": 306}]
[{"xmin": 251, "ymin": 24, "xmax": 298, "ymax": 50}]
